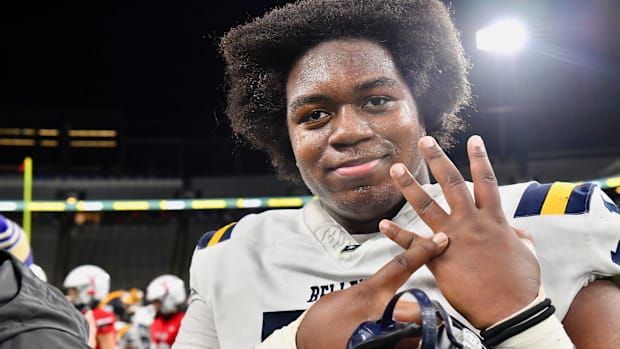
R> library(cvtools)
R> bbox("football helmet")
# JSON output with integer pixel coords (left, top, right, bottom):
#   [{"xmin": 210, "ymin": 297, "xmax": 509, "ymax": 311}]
[
  {"xmin": 63, "ymin": 264, "xmax": 111, "ymax": 308},
  {"xmin": 146, "ymin": 274, "xmax": 187, "ymax": 314},
  {"xmin": 347, "ymin": 288, "xmax": 487, "ymax": 349}
]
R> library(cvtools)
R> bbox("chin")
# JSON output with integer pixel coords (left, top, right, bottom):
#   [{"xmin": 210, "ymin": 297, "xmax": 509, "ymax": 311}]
[{"xmin": 333, "ymin": 185, "xmax": 401, "ymax": 217}]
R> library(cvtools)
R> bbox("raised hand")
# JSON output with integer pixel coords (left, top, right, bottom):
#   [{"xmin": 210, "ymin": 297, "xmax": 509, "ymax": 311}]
[
  {"xmin": 383, "ymin": 135, "xmax": 541, "ymax": 329},
  {"xmin": 296, "ymin": 231, "xmax": 449, "ymax": 348}
]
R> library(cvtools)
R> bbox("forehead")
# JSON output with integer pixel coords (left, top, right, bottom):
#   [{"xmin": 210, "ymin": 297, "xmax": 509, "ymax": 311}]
[{"xmin": 287, "ymin": 39, "xmax": 402, "ymax": 94}]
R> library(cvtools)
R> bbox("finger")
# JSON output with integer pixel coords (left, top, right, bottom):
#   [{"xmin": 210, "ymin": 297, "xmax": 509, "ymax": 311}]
[
  {"xmin": 418, "ymin": 136, "xmax": 474, "ymax": 212},
  {"xmin": 467, "ymin": 135, "xmax": 502, "ymax": 213},
  {"xmin": 369, "ymin": 228, "xmax": 448, "ymax": 292},
  {"xmin": 390, "ymin": 163, "xmax": 449, "ymax": 230},
  {"xmin": 379, "ymin": 219, "xmax": 419, "ymax": 250},
  {"xmin": 379, "ymin": 219, "xmax": 448, "ymax": 256}
]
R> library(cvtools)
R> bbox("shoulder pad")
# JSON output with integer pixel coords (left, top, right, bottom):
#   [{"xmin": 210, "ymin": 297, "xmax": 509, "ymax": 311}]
[
  {"xmin": 196, "ymin": 222, "xmax": 237, "ymax": 249},
  {"xmin": 514, "ymin": 181, "xmax": 596, "ymax": 218}
]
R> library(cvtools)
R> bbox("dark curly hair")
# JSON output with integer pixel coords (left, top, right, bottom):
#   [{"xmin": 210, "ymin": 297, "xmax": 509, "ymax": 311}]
[{"xmin": 220, "ymin": 0, "xmax": 471, "ymax": 183}]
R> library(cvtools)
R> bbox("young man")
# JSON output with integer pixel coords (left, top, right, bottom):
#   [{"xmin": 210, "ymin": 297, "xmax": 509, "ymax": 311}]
[{"xmin": 174, "ymin": 0, "xmax": 620, "ymax": 348}]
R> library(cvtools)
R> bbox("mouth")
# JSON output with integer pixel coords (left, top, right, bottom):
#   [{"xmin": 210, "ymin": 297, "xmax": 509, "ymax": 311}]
[{"xmin": 333, "ymin": 158, "xmax": 383, "ymax": 177}]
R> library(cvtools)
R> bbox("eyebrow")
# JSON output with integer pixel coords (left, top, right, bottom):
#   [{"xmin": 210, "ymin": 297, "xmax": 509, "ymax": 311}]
[
  {"xmin": 287, "ymin": 77, "xmax": 402, "ymax": 114},
  {"xmin": 288, "ymin": 95, "xmax": 330, "ymax": 115},
  {"xmin": 354, "ymin": 76, "xmax": 401, "ymax": 91}
]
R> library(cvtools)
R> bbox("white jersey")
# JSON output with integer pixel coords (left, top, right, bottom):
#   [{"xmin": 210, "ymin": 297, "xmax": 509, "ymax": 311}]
[{"xmin": 173, "ymin": 181, "xmax": 620, "ymax": 349}]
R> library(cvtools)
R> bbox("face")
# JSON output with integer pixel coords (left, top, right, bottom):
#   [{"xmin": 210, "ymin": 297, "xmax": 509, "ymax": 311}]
[
  {"xmin": 67, "ymin": 287, "xmax": 78, "ymax": 304},
  {"xmin": 286, "ymin": 39, "xmax": 427, "ymax": 233},
  {"xmin": 152, "ymin": 299, "xmax": 162, "ymax": 313}
]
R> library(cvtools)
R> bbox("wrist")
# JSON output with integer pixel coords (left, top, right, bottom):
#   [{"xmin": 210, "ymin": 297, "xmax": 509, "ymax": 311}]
[
  {"xmin": 491, "ymin": 314, "xmax": 574, "ymax": 349},
  {"xmin": 480, "ymin": 294, "xmax": 574, "ymax": 349},
  {"xmin": 483, "ymin": 285, "xmax": 546, "ymax": 331},
  {"xmin": 480, "ymin": 298, "xmax": 555, "ymax": 346}
]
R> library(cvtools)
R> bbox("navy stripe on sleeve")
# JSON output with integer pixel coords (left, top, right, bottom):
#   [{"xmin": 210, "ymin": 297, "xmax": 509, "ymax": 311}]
[
  {"xmin": 262, "ymin": 310, "xmax": 305, "ymax": 340},
  {"xmin": 514, "ymin": 182, "xmax": 552, "ymax": 218},
  {"xmin": 564, "ymin": 182, "xmax": 595, "ymax": 214}
]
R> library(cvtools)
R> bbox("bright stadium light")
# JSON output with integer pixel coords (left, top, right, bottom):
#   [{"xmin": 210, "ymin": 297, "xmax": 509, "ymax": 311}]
[{"xmin": 476, "ymin": 18, "xmax": 527, "ymax": 54}]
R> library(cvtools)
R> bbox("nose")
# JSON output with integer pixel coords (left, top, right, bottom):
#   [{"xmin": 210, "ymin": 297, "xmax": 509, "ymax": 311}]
[{"xmin": 328, "ymin": 105, "xmax": 373, "ymax": 147}]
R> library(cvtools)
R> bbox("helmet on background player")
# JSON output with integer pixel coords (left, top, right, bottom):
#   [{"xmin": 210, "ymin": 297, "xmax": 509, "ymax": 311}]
[
  {"xmin": 63, "ymin": 264, "xmax": 111, "ymax": 309},
  {"xmin": 145, "ymin": 274, "xmax": 187, "ymax": 315}
]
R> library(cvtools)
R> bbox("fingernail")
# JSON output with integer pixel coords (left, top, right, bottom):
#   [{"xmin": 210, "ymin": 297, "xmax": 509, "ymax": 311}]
[
  {"xmin": 420, "ymin": 136, "xmax": 435, "ymax": 148},
  {"xmin": 379, "ymin": 219, "xmax": 390, "ymax": 231},
  {"xmin": 391, "ymin": 163, "xmax": 406, "ymax": 178},
  {"xmin": 470, "ymin": 135, "xmax": 485, "ymax": 151},
  {"xmin": 432, "ymin": 232, "xmax": 448, "ymax": 245}
]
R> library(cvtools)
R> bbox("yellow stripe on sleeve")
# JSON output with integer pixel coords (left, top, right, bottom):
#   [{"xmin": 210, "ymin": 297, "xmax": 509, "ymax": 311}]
[
  {"xmin": 207, "ymin": 222, "xmax": 236, "ymax": 247},
  {"xmin": 540, "ymin": 182, "xmax": 578, "ymax": 215}
]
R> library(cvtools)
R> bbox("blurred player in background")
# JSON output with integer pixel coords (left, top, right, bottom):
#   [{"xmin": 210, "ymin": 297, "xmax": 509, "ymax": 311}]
[
  {"xmin": 64, "ymin": 264, "xmax": 118, "ymax": 349},
  {"xmin": 146, "ymin": 274, "xmax": 187, "ymax": 349},
  {"xmin": 99, "ymin": 287, "xmax": 154, "ymax": 349}
]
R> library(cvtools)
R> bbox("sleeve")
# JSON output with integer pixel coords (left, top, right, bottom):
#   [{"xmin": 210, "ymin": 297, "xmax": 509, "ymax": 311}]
[
  {"xmin": 172, "ymin": 291, "xmax": 219, "ymax": 349},
  {"xmin": 255, "ymin": 310, "xmax": 307, "ymax": 349},
  {"xmin": 507, "ymin": 181, "xmax": 620, "ymax": 319},
  {"xmin": 94, "ymin": 310, "xmax": 117, "ymax": 334},
  {"xmin": 586, "ymin": 186, "xmax": 620, "ymax": 281}
]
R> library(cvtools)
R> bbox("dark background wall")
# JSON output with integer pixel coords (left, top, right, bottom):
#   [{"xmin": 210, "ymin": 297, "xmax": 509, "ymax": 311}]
[{"xmin": 1, "ymin": 0, "xmax": 620, "ymax": 179}]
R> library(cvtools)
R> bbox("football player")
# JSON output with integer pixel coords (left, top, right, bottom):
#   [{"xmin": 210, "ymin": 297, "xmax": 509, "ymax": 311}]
[
  {"xmin": 174, "ymin": 0, "xmax": 620, "ymax": 348},
  {"xmin": 64, "ymin": 264, "xmax": 118, "ymax": 349},
  {"xmin": 146, "ymin": 274, "xmax": 187, "ymax": 348}
]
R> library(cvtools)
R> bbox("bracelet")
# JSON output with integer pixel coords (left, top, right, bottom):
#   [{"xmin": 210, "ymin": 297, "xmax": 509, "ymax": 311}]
[{"xmin": 480, "ymin": 298, "xmax": 555, "ymax": 347}]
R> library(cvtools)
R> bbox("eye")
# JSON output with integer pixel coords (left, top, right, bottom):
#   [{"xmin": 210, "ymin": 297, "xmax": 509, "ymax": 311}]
[
  {"xmin": 300, "ymin": 110, "xmax": 330, "ymax": 124},
  {"xmin": 362, "ymin": 96, "xmax": 393, "ymax": 110}
]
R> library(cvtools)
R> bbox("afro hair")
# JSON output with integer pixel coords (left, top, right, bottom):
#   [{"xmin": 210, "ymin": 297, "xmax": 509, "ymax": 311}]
[{"xmin": 220, "ymin": 0, "xmax": 471, "ymax": 182}]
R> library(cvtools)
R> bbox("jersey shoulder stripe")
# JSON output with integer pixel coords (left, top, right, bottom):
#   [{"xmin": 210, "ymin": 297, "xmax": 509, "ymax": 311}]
[
  {"xmin": 196, "ymin": 222, "xmax": 237, "ymax": 250},
  {"xmin": 514, "ymin": 181, "xmax": 596, "ymax": 218}
]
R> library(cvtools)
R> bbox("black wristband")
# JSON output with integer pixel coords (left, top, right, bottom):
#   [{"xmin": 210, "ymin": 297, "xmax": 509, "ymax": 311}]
[{"xmin": 480, "ymin": 298, "xmax": 555, "ymax": 347}]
